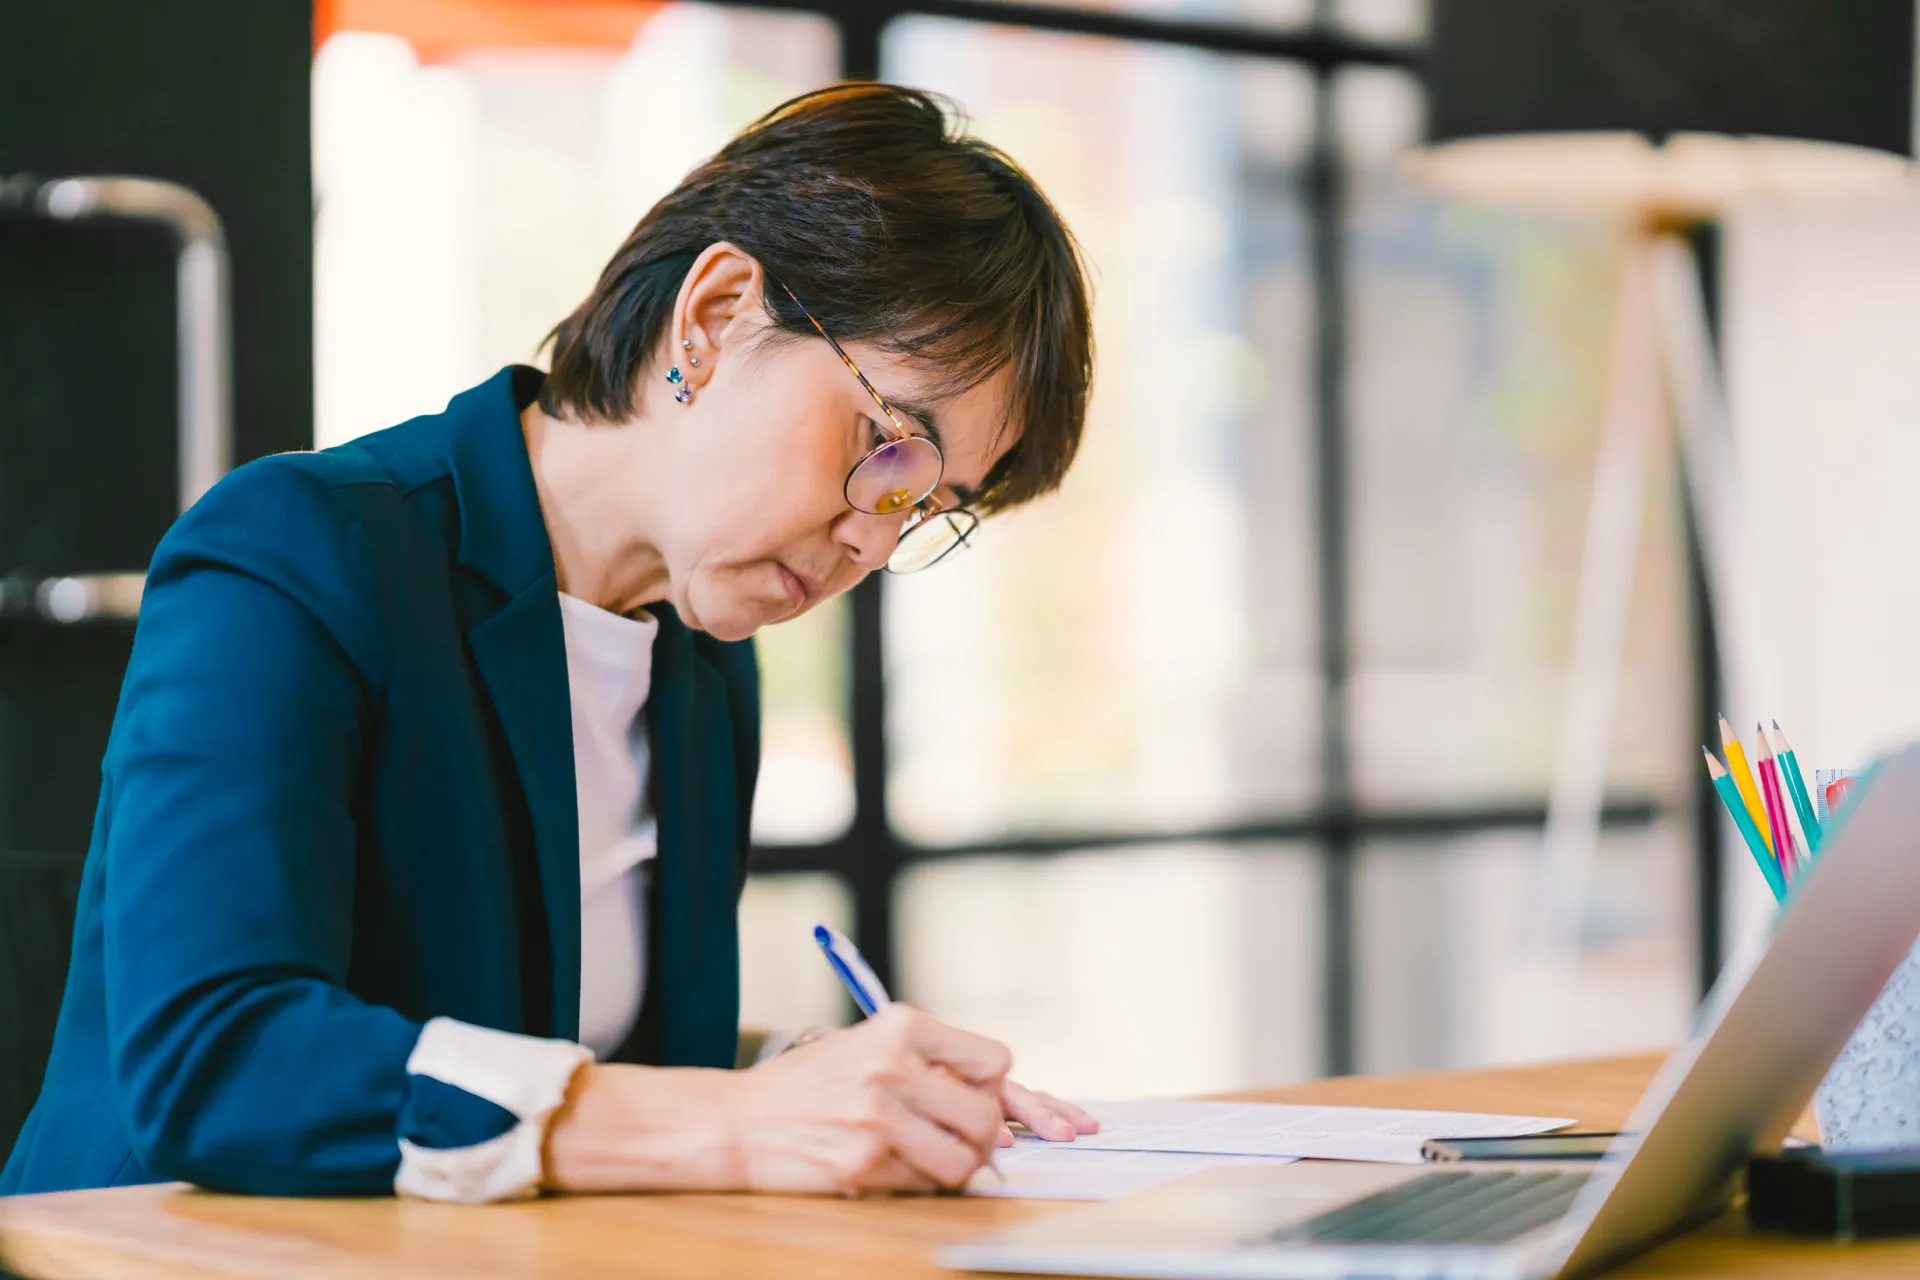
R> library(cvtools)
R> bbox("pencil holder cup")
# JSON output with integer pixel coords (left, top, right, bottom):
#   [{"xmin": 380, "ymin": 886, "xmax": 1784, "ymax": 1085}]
[{"xmin": 1815, "ymin": 935, "xmax": 1920, "ymax": 1152}]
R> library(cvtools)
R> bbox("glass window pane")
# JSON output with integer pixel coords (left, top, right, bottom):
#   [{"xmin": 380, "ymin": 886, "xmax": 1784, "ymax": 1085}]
[
  {"xmin": 1340, "ymin": 67, "xmax": 1694, "ymax": 811},
  {"xmin": 896, "ymin": 843, "xmax": 1322, "ymax": 1097},
  {"xmin": 737, "ymin": 873, "xmax": 856, "ymax": 1030},
  {"xmin": 753, "ymin": 599, "xmax": 854, "ymax": 843},
  {"xmin": 1355, "ymin": 827, "xmax": 1695, "ymax": 1073},
  {"xmin": 314, "ymin": 6, "xmax": 841, "ymax": 445},
  {"xmin": 881, "ymin": 22, "xmax": 1320, "ymax": 846},
  {"xmin": 1332, "ymin": 0, "xmax": 1428, "ymax": 42}
]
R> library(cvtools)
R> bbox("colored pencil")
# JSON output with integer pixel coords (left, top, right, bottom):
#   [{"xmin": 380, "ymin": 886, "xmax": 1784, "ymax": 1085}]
[
  {"xmin": 1770, "ymin": 720, "xmax": 1822, "ymax": 855},
  {"xmin": 1755, "ymin": 726, "xmax": 1800, "ymax": 883},
  {"xmin": 1719, "ymin": 716, "xmax": 1773, "ymax": 855},
  {"xmin": 1704, "ymin": 748, "xmax": 1786, "ymax": 902}
]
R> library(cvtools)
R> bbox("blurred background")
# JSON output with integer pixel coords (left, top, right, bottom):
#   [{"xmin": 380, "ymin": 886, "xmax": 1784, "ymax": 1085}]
[{"xmin": 4, "ymin": 0, "xmax": 1919, "ymax": 1155}]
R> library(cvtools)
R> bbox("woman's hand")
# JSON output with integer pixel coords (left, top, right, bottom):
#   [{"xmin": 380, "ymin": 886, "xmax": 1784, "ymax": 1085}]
[
  {"xmin": 998, "ymin": 1079, "xmax": 1101, "ymax": 1146},
  {"xmin": 724, "ymin": 1005, "xmax": 1012, "ymax": 1195}
]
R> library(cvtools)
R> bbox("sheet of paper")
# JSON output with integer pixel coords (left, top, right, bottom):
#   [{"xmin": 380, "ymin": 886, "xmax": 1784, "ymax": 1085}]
[
  {"xmin": 968, "ymin": 1136, "xmax": 1298, "ymax": 1201},
  {"xmin": 1055, "ymin": 1099, "xmax": 1576, "ymax": 1164}
]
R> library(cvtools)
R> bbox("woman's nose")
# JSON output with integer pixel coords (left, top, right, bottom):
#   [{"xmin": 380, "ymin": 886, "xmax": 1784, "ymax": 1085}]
[{"xmin": 833, "ymin": 508, "xmax": 907, "ymax": 573}]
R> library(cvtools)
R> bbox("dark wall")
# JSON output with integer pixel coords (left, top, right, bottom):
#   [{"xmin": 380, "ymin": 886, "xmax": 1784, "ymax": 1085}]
[{"xmin": 0, "ymin": 1, "xmax": 314, "ymax": 855}]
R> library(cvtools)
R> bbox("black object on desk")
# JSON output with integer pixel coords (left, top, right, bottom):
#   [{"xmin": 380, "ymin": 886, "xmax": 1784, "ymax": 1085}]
[
  {"xmin": 1748, "ymin": 1147, "xmax": 1920, "ymax": 1239},
  {"xmin": 1422, "ymin": 1133, "xmax": 1620, "ymax": 1162}
]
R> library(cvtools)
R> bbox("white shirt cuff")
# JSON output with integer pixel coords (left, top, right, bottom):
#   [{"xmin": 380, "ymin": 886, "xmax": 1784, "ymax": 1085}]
[{"xmin": 394, "ymin": 1017, "xmax": 594, "ymax": 1203}]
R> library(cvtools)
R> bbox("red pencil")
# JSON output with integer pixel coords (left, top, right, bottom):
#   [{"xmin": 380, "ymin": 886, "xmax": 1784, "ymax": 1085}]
[{"xmin": 1756, "ymin": 725, "xmax": 1800, "ymax": 882}]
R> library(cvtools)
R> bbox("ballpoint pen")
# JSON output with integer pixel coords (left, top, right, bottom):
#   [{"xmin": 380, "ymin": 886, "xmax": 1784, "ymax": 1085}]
[
  {"xmin": 812, "ymin": 924, "xmax": 1005, "ymax": 1185},
  {"xmin": 813, "ymin": 923, "xmax": 893, "ymax": 1016}
]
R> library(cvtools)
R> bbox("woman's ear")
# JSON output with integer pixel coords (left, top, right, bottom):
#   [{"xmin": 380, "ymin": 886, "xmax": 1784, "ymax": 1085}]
[{"xmin": 674, "ymin": 242, "xmax": 762, "ymax": 390}]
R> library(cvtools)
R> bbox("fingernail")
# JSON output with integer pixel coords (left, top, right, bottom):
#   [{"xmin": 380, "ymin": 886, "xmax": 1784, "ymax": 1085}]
[{"xmin": 998, "ymin": 1126, "xmax": 1015, "ymax": 1148}]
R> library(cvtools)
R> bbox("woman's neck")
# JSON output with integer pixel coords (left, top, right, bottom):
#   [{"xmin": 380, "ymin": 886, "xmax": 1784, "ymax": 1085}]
[{"xmin": 521, "ymin": 402, "xmax": 670, "ymax": 616}]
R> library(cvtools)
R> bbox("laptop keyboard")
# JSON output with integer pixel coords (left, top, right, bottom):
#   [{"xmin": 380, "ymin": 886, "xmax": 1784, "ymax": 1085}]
[{"xmin": 1265, "ymin": 1170, "xmax": 1591, "ymax": 1247}]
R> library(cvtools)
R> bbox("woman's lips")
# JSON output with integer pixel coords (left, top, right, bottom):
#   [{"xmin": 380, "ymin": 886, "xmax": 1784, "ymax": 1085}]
[{"xmin": 777, "ymin": 563, "xmax": 810, "ymax": 611}]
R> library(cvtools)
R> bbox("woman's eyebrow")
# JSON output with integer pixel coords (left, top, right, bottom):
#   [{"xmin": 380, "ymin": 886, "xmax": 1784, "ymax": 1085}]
[
  {"xmin": 884, "ymin": 394, "xmax": 944, "ymax": 452},
  {"xmin": 873, "ymin": 390, "xmax": 976, "ymax": 506}
]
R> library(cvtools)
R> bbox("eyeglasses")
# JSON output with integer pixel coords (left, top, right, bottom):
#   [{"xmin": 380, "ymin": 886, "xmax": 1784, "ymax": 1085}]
[{"xmin": 776, "ymin": 280, "xmax": 980, "ymax": 573}]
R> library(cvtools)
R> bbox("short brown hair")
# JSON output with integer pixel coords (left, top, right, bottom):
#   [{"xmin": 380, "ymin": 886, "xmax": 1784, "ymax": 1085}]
[{"xmin": 540, "ymin": 82, "xmax": 1093, "ymax": 514}]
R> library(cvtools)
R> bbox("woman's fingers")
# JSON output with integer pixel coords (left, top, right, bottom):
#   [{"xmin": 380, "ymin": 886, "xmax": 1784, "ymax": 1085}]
[
  {"xmin": 1034, "ymin": 1089, "xmax": 1101, "ymax": 1134},
  {"xmin": 885, "ymin": 1005, "xmax": 1013, "ymax": 1086},
  {"xmin": 1001, "ymin": 1078, "xmax": 1099, "ymax": 1141},
  {"xmin": 879, "ymin": 1092, "xmax": 994, "ymax": 1190},
  {"xmin": 898, "ymin": 1057, "xmax": 1005, "ymax": 1155},
  {"xmin": 727, "ymin": 1006, "xmax": 1018, "ymax": 1195}
]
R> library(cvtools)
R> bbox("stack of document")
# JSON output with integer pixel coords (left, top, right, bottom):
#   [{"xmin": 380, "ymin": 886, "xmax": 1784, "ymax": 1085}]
[{"xmin": 970, "ymin": 1099, "xmax": 1573, "ymax": 1201}]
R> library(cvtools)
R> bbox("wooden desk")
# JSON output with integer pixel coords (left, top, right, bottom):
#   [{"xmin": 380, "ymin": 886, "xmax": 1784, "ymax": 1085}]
[{"xmin": 3, "ymin": 1052, "xmax": 1915, "ymax": 1278}]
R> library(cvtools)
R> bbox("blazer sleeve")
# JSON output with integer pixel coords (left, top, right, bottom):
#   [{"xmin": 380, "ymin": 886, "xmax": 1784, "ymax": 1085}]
[{"xmin": 101, "ymin": 458, "xmax": 586, "ymax": 1198}]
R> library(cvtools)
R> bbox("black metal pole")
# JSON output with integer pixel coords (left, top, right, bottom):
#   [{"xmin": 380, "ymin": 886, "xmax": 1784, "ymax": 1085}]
[
  {"xmin": 844, "ymin": 575, "xmax": 900, "ymax": 991},
  {"xmin": 838, "ymin": 0, "xmax": 884, "ymax": 80},
  {"xmin": 1307, "ymin": 49, "xmax": 1357, "ymax": 1077},
  {"xmin": 1685, "ymin": 223, "xmax": 1726, "ymax": 996}
]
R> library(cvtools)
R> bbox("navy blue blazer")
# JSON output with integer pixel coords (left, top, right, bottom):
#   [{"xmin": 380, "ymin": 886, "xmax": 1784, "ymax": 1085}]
[{"xmin": 1, "ymin": 366, "xmax": 758, "ymax": 1196}]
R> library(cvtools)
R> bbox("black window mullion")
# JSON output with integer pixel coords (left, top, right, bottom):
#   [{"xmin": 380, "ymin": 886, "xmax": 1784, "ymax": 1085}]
[
  {"xmin": 1306, "ymin": 34, "xmax": 1355, "ymax": 1079},
  {"xmin": 843, "ymin": 576, "xmax": 902, "ymax": 991}
]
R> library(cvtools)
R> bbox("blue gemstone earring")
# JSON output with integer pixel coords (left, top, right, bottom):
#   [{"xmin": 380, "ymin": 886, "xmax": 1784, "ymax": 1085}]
[{"xmin": 666, "ymin": 365, "xmax": 693, "ymax": 405}]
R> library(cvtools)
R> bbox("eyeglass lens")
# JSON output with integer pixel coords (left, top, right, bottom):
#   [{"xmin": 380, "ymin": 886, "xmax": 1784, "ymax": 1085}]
[
  {"xmin": 845, "ymin": 433, "xmax": 944, "ymax": 516},
  {"xmin": 888, "ymin": 509, "xmax": 978, "ymax": 573}
]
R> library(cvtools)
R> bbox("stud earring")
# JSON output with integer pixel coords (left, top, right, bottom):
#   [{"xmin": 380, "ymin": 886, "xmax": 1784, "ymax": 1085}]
[
  {"xmin": 682, "ymin": 337, "xmax": 700, "ymax": 368},
  {"xmin": 666, "ymin": 365, "xmax": 693, "ymax": 405}
]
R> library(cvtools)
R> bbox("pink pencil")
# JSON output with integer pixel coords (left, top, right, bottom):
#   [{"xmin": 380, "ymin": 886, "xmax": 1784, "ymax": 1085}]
[{"xmin": 1755, "ymin": 725, "xmax": 1800, "ymax": 882}]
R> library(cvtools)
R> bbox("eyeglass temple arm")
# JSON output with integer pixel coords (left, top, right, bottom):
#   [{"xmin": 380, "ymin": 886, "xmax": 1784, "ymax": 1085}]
[{"xmin": 774, "ymin": 279, "xmax": 913, "ymax": 439}]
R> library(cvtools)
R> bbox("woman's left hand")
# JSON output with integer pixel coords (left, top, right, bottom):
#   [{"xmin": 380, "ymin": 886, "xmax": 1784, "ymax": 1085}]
[{"xmin": 997, "ymin": 1079, "xmax": 1101, "ymax": 1146}]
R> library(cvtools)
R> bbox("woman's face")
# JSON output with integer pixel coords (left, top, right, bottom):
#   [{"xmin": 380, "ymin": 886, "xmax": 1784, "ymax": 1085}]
[{"xmin": 640, "ymin": 247, "xmax": 1018, "ymax": 642}]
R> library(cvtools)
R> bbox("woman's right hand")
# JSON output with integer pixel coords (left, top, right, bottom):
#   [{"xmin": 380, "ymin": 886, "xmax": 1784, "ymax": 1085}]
[{"xmin": 725, "ymin": 1004, "xmax": 1012, "ymax": 1195}]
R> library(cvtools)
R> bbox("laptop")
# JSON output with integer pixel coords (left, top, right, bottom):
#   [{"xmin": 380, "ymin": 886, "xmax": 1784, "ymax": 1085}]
[{"xmin": 945, "ymin": 744, "xmax": 1920, "ymax": 1280}]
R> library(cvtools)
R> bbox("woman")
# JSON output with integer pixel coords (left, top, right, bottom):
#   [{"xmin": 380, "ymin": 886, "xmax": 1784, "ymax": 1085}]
[{"xmin": 1, "ymin": 83, "xmax": 1098, "ymax": 1203}]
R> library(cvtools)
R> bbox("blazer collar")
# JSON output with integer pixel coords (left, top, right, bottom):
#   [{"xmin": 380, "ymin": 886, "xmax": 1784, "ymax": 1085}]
[
  {"xmin": 445, "ymin": 365, "xmax": 555, "ymax": 599},
  {"xmin": 445, "ymin": 365, "xmax": 581, "ymax": 1038}
]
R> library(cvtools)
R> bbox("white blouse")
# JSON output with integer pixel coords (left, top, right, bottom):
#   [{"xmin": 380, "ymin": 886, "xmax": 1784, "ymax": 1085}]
[{"xmin": 557, "ymin": 591, "xmax": 661, "ymax": 1058}]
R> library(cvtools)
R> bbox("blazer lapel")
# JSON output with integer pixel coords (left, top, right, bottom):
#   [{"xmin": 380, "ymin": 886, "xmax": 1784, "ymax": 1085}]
[
  {"xmin": 467, "ymin": 589, "xmax": 580, "ymax": 1041},
  {"xmin": 647, "ymin": 605, "xmax": 742, "ymax": 1066},
  {"xmin": 445, "ymin": 366, "xmax": 581, "ymax": 1041}
]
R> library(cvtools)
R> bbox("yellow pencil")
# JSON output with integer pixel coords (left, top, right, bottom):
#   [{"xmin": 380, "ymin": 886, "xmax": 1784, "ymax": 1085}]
[{"xmin": 1719, "ymin": 715, "xmax": 1773, "ymax": 854}]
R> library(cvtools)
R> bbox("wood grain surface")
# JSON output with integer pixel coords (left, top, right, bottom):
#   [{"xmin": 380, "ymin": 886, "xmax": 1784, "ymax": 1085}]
[{"xmin": 1, "ymin": 1052, "xmax": 1908, "ymax": 1278}]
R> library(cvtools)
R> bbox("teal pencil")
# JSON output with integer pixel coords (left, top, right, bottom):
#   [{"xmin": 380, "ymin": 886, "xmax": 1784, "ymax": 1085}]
[
  {"xmin": 1704, "ymin": 748, "xmax": 1787, "ymax": 901},
  {"xmin": 1770, "ymin": 720, "xmax": 1822, "ymax": 855}
]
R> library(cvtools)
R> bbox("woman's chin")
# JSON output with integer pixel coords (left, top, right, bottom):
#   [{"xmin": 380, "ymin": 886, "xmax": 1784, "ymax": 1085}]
[
  {"xmin": 684, "ymin": 574, "xmax": 803, "ymax": 641},
  {"xmin": 687, "ymin": 599, "xmax": 789, "ymax": 642}
]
